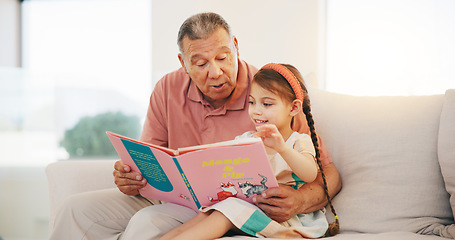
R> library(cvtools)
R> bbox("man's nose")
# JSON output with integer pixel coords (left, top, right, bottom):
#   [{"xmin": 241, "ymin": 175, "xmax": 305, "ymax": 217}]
[{"xmin": 208, "ymin": 62, "xmax": 223, "ymax": 79}]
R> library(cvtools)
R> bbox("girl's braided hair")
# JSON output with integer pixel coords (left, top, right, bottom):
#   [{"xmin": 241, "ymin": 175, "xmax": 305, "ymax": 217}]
[{"xmin": 253, "ymin": 63, "xmax": 339, "ymax": 236}]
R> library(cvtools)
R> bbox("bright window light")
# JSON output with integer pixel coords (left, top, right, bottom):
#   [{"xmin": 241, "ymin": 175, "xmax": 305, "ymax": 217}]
[
  {"xmin": 325, "ymin": 0, "xmax": 455, "ymax": 96},
  {"xmin": 0, "ymin": 0, "xmax": 151, "ymax": 166}
]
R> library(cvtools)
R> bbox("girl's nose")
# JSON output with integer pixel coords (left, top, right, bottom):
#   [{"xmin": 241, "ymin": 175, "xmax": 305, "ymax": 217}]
[{"xmin": 251, "ymin": 105, "xmax": 262, "ymax": 115}]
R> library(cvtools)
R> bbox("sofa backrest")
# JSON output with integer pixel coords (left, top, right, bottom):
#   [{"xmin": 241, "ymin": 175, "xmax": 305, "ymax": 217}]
[
  {"xmin": 308, "ymin": 88, "xmax": 453, "ymax": 234},
  {"xmin": 46, "ymin": 160, "xmax": 116, "ymax": 231}
]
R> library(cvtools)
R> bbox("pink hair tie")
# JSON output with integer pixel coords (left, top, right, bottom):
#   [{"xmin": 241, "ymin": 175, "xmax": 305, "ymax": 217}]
[{"xmin": 260, "ymin": 63, "xmax": 304, "ymax": 102}]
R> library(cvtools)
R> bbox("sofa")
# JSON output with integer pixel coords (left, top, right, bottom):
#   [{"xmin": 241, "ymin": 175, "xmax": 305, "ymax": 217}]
[{"xmin": 46, "ymin": 88, "xmax": 455, "ymax": 239}]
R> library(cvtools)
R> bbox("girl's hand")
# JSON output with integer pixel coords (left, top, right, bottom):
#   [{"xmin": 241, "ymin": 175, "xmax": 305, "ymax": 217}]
[{"xmin": 254, "ymin": 124, "xmax": 287, "ymax": 152}]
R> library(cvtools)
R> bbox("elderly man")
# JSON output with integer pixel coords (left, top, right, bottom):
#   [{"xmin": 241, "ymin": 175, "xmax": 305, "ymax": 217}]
[{"xmin": 50, "ymin": 12, "xmax": 341, "ymax": 240}]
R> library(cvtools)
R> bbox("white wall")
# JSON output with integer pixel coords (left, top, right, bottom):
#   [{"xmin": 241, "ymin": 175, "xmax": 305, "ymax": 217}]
[
  {"xmin": 0, "ymin": 0, "xmax": 21, "ymax": 67},
  {"xmin": 325, "ymin": 0, "xmax": 455, "ymax": 96},
  {"xmin": 151, "ymin": 0, "xmax": 324, "ymax": 87},
  {"xmin": 0, "ymin": 2, "xmax": 49, "ymax": 239}
]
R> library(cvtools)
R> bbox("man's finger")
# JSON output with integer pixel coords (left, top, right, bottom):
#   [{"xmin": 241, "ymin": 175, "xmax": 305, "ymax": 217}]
[
  {"xmin": 261, "ymin": 186, "xmax": 287, "ymax": 198},
  {"xmin": 116, "ymin": 177, "xmax": 146, "ymax": 187},
  {"xmin": 115, "ymin": 170, "xmax": 143, "ymax": 181},
  {"xmin": 114, "ymin": 160, "xmax": 131, "ymax": 172},
  {"xmin": 256, "ymin": 202, "xmax": 291, "ymax": 223},
  {"xmin": 255, "ymin": 194, "xmax": 286, "ymax": 209}
]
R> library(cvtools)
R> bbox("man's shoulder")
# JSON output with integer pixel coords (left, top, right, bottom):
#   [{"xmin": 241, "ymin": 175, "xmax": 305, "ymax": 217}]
[
  {"xmin": 151, "ymin": 67, "xmax": 190, "ymax": 100},
  {"xmin": 241, "ymin": 60, "xmax": 258, "ymax": 76},
  {"xmin": 155, "ymin": 67, "xmax": 190, "ymax": 89},
  {"xmin": 159, "ymin": 67, "xmax": 188, "ymax": 83}
]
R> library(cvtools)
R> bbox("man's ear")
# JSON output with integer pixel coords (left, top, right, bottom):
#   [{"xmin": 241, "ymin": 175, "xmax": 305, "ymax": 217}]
[
  {"xmin": 290, "ymin": 99, "xmax": 303, "ymax": 117},
  {"xmin": 178, "ymin": 53, "xmax": 188, "ymax": 73},
  {"xmin": 233, "ymin": 36, "xmax": 239, "ymax": 58}
]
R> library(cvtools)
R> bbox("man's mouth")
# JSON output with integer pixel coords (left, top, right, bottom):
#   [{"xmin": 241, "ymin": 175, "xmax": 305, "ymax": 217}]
[{"xmin": 212, "ymin": 83, "xmax": 225, "ymax": 90}]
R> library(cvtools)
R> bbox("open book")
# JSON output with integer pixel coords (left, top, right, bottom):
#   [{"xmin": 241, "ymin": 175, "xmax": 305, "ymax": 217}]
[{"xmin": 106, "ymin": 131, "xmax": 278, "ymax": 211}]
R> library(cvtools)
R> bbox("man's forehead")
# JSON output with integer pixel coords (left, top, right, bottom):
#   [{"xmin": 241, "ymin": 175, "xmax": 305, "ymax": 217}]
[
  {"xmin": 181, "ymin": 29, "xmax": 233, "ymax": 58},
  {"xmin": 188, "ymin": 46, "xmax": 232, "ymax": 62}
]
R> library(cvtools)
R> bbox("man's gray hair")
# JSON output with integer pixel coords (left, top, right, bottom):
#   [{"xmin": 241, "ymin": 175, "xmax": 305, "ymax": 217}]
[{"xmin": 177, "ymin": 12, "xmax": 232, "ymax": 53}]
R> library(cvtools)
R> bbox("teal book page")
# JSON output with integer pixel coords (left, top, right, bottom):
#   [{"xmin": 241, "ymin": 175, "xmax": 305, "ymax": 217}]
[{"xmin": 121, "ymin": 139, "xmax": 174, "ymax": 192}]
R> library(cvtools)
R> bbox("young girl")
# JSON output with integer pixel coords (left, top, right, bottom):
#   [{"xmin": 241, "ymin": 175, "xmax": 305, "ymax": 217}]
[{"xmin": 160, "ymin": 63, "xmax": 339, "ymax": 239}]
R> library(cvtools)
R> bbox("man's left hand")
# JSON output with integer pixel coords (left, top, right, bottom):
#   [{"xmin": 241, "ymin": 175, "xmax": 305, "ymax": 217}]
[{"xmin": 253, "ymin": 184, "xmax": 303, "ymax": 223}]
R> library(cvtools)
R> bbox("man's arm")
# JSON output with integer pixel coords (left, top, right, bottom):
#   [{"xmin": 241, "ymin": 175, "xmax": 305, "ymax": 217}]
[{"xmin": 254, "ymin": 162, "xmax": 341, "ymax": 222}]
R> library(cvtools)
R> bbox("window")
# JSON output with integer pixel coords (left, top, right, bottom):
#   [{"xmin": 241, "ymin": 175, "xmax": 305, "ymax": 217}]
[
  {"xmin": 325, "ymin": 0, "xmax": 455, "ymax": 96},
  {"xmin": 1, "ymin": 0, "xmax": 152, "ymax": 166}
]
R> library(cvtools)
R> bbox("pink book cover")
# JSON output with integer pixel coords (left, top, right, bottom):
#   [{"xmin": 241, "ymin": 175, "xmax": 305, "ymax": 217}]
[{"xmin": 106, "ymin": 131, "xmax": 278, "ymax": 211}]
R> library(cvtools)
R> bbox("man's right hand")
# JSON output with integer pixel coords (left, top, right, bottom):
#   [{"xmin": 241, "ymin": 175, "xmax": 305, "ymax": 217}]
[{"xmin": 113, "ymin": 160, "xmax": 147, "ymax": 196}]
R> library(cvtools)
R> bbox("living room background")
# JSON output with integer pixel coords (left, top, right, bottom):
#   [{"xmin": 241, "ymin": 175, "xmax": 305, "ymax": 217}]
[{"xmin": 0, "ymin": 0, "xmax": 454, "ymax": 239}]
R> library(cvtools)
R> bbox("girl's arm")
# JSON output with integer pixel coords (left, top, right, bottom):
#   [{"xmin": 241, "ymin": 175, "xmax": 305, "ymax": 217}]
[
  {"xmin": 276, "ymin": 143, "xmax": 318, "ymax": 183},
  {"xmin": 255, "ymin": 124, "xmax": 318, "ymax": 183}
]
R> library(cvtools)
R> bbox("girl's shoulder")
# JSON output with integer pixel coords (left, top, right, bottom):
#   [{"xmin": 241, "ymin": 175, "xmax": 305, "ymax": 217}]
[
  {"xmin": 288, "ymin": 132, "xmax": 315, "ymax": 155},
  {"xmin": 288, "ymin": 131, "xmax": 312, "ymax": 143}
]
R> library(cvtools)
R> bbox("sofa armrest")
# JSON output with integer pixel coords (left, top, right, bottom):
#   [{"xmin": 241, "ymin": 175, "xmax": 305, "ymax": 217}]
[{"xmin": 45, "ymin": 160, "xmax": 117, "ymax": 226}]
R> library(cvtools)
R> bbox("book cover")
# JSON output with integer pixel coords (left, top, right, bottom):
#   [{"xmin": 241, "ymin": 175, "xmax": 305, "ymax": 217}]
[{"xmin": 106, "ymin": 131, "xmax": 278, "ymax": 211}]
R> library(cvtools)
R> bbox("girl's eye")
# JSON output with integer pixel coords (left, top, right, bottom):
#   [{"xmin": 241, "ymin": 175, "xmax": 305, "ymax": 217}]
[
  {"xmin": 263, "ymin": 103, "xmax": 272, "ymax": 107},
  {"xmin": 248, "ymin": 101, "xmax": 254, "ymax": 105}
]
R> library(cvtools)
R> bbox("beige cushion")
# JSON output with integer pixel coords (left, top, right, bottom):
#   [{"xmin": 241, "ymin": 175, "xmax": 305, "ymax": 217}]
[
  {"xmin": 308, "ymin": 88, "xmax": 452, "ymax": 234},
  {"xmin": 220, "ymin": 231, "xmax": 446, "ymax": 240},
  {"xmin": 434, "ymin": 89, "xmax": 455, "ymax": 238},
  {"xmin": 46, "ymin": 160, "xmax": 116, "ymax": 230}
]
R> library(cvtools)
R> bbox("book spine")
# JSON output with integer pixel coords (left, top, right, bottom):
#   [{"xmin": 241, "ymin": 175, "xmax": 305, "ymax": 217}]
[{"xmin": 172, "ymin": 157, "xmax": 201, "ymax": 210}]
